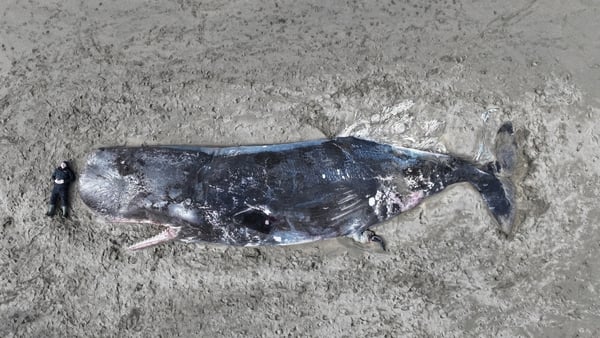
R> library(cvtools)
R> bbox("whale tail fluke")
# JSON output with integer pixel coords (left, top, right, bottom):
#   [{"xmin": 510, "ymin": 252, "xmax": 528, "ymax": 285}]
[
  {"xmin": 472, "ymin": 173, "xmax": 516, "ymax": 234},
  {"xmin": 467, "ymin": 122, "xmax": 517, "ymax": 234}
]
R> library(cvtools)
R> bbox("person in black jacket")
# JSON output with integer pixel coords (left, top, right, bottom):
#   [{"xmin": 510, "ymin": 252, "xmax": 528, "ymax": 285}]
[{"xmin": 46, "ymin": 161, "xmax": 75, "ymax": 218}]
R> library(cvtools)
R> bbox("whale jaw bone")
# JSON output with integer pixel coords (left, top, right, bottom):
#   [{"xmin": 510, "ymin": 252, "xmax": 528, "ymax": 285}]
[{"xmin": 128, "ymin": 226, "xmax": 181, "ymax": 251}]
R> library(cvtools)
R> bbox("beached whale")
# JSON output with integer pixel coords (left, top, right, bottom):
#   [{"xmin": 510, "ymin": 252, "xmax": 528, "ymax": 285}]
[{"xmin": 79, "ymin": 122, "xmax": 517, "ymax": 250}]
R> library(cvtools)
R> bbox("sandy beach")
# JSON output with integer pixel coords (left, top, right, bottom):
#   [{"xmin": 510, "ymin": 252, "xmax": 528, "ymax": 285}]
[{"xmin": 1, "ymin": 0, "xmax": 599, "ymax": 336}]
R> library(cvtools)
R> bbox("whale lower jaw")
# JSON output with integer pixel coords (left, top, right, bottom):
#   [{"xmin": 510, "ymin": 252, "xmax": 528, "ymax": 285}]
[{"xmin": 128, "ymin": 226, "xmax": 181, "ymax": 251}]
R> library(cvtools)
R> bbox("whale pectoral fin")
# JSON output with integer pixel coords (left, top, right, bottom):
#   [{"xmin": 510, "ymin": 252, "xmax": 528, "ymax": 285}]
[
  {"xmin": 128, "ymin": 226, "xmax": 181, "ymax": 251},
  {"xmin": 349, "ymin": 229, "xmax": 386, "ymax": 251}
]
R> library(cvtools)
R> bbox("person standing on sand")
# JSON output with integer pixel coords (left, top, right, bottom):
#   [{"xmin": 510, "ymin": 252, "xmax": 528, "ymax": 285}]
[{"xmin": 46, "ymin": 161, "xmax": 75, "ymax": 218}]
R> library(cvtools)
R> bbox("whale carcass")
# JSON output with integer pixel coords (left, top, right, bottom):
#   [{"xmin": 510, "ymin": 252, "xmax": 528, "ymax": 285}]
[{"xmin": 79, "ymin": 123, "xmax": 517, "ymax": 250}]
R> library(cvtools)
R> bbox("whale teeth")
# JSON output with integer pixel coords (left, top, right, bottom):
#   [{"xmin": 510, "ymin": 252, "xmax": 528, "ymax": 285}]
[{"xmin": 128, "ymin": 226, "xmax": 181, "ymax": 251}]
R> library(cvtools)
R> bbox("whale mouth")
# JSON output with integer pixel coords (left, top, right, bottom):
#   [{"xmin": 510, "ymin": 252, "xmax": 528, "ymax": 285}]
[{"xmin": 80, "ymin": 149, "xmax": 184, "ymax": 250}]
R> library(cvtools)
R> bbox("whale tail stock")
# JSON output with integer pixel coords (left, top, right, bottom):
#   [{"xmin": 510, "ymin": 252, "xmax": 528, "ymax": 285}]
[{"xmin": 464, "ymin": 122, "xmax": 518, "ymax": 234}]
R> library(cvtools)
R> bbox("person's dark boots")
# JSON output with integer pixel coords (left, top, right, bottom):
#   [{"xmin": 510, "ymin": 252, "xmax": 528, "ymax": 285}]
[
  {"xmin": 61, "ymin": 206, "xmax": 68, "ymax": 218},
  {"xmin": 46, "ymin": 204, "xmax": 55, "ymax": 217}
]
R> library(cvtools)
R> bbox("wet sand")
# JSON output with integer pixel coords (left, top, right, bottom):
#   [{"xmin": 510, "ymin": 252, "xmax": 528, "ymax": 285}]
[{"xmin": 1, "ymin": 0, "xmax": 599, "ymax": 336}]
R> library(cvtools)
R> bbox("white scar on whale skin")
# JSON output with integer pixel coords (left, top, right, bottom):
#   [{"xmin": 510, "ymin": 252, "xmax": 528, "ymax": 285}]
[{"xmin": 371, "ymin": 187, "xmax": 425, "ymax": 220}]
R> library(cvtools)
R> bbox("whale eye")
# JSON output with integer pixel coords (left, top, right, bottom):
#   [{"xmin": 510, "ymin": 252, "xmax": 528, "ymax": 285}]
[{"xmin": 233, "ymin": 209, "xmax": 275, "ymax": 234}]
